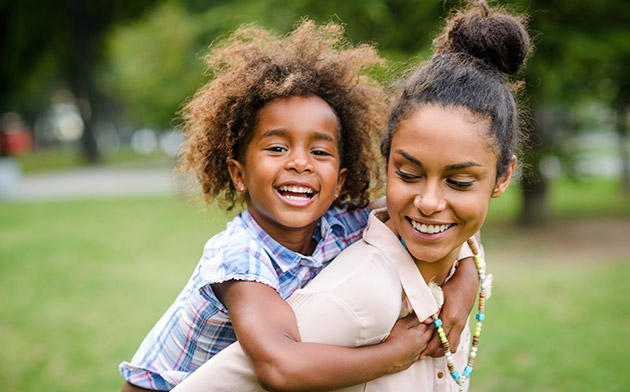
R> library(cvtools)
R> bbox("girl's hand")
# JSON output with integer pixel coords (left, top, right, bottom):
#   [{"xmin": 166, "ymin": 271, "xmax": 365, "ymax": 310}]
[
  {"xmin": 383, "ymin": 312, "xmax": 433, "ymax": 373},
  {"xmin": 421, "ymin": 257, "xmax": 478, "ymax": 359}
]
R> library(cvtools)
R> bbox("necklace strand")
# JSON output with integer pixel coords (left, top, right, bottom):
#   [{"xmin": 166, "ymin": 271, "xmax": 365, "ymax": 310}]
[{"xmin": 432, "ymin": 238, "xmax": 488, "ymax": 391}]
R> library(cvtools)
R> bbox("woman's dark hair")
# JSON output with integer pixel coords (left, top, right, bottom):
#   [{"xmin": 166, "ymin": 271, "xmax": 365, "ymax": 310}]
[
  {"xmin": 381, "ymin": 0, "xmax": 530, "ymax": 178},
  {"xmin": 180, "ymin": 19, "xmax": 387, "ymax": 210}
]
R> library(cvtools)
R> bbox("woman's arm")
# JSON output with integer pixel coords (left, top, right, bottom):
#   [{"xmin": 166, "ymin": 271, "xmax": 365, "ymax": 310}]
[{"xmin": 212, "ymin": 280, "xmax": 432, "ymax": 392}]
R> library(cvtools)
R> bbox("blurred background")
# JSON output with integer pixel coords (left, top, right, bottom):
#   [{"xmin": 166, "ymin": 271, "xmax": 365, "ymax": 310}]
[{"xmin": 1, "ymin": 0, "xmax": 628, "ymax": 391}]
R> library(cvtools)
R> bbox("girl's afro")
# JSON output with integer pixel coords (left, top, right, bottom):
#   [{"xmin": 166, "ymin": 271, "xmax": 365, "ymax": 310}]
[{"xmin": 180, "ymin": 19, "xmax": 387, "ymax": 210}]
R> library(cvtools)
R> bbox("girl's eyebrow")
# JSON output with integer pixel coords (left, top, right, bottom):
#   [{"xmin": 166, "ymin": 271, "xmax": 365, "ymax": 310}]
[
  {"xmin": 397, "ymin": 149, "xmax": 481, "ymax": 170},
  {"xmin": 261, "ymin": 129, "xmax": 336, "ymax": 142},
  {"xmin": 261, "ymin": 129, "xmax": 288, "ymax": 138}
]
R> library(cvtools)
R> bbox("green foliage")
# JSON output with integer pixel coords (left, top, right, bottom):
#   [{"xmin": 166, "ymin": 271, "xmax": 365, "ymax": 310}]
[
  {"xmin": 100, "ymin": 2, "xmax": 207, "ymax": 128},
  {"xmin": 98, "ymin": 0, "xmax": 450, "ymax": 128}
]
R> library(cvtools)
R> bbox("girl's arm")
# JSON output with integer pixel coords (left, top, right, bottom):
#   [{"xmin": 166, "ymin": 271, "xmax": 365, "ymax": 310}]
[
  {"xmin": 212, "ymin": 280, "xmax": 432, "ymax": 392},
  {"xmin": 421, "ymin": 255, "xmax": 479, "ymax": 358}
]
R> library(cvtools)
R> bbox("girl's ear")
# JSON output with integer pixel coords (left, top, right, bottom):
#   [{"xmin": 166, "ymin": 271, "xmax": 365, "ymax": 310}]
[
  {"xmin": 335, "ymin": 168, "xmax": 348, "ymax": 198},
  {"xmin": 228, "ymin": 159, "xmax": 247, "ymax": 193},
  {"xmin": 492, "ymin": 155, "xmax": 516, "ymax": 198}
]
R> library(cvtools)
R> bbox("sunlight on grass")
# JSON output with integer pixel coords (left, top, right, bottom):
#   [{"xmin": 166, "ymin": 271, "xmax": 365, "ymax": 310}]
[
  {"xmin": 471, "ymin": 259, "xmax": 630, "ymax": 392},
  {"xmin": 0, "ymin": 196, "xmax": 231, "ymax": 391}
]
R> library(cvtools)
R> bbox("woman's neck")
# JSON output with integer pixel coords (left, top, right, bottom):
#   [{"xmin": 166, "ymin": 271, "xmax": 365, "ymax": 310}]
[{"xmin": 413, "ymin": 245, "xmax": 462, "ymax": 286}]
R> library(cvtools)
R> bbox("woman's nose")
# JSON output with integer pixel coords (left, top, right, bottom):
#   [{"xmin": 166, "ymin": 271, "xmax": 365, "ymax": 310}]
[{"xmin": 413, "ymin": 183, "xmax": 446, "ymax": 215}]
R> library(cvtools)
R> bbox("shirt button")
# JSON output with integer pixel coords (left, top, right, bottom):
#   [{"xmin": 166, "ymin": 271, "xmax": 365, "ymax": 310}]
[{"xmin": 437, "ymin": 372, "xmax": 444, "ymax": 379}]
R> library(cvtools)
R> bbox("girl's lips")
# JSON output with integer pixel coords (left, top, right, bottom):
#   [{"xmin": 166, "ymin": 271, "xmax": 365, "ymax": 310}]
[{"xmin": 275, "ymin": 184, "xmax": 318, "ymax": 207}]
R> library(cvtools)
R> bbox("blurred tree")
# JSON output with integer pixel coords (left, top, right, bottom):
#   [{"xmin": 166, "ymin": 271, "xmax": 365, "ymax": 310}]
[
  {"xmin": 100, "ymin": 0, "xmax": 452, "ymax": 129},
  {"xmin": 515, "ymin": 0, "xmax": 630, "ymax": 223},
  {"xmin": 0, "ymin": 0, "xmax": 152, "ymax": 162}
]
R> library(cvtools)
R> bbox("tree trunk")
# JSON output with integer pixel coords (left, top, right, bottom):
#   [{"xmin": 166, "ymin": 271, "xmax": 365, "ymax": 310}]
[
  {"xmin": 67, "ymin": 2, "xmax": 100, "ymax": 163},
  {"xmin": 520, "ymin": 165, "xmax": 549, "ymax": 225},
  {"xmin": 519, "ymin": 108, "xmax": 556, "ymax": 225},
  {"xmin": 618, "ymin": 106, "xmax": 630, "ymax": 195}
]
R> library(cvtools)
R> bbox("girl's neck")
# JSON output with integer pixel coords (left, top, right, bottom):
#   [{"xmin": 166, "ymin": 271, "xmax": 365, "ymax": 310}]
[{"xmin": 248, "ymin": 210, "xmax": 319, "ymax": 256}]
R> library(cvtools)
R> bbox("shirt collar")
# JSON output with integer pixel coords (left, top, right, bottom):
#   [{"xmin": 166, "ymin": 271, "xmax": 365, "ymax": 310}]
[
  {"xmin": 362, "ymin": 208, "xmax": 439, "ymax": 322},
  {"xmin": 240, "ymin": 209, "xmax": 336, "ymax": 272}
]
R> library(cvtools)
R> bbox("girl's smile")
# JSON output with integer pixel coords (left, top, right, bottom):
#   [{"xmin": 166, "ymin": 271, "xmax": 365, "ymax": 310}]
[{"xmin": 228, "ymin": 96, "xmax": 347, "ymax": 254}]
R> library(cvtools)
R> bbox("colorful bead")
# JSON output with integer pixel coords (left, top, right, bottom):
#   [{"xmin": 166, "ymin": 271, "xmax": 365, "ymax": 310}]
[{"xmin": 430, "ymin": 238, "xmax": 489, "ymax": 388}]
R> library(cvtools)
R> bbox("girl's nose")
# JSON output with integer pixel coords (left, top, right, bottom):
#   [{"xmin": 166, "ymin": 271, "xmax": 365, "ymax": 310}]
[{"xmin": 285, "ymin": 150, "xmax": 313, "ymax": 173}]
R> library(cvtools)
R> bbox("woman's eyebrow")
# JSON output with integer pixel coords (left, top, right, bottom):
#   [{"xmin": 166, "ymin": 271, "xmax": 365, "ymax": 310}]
[
  {"xmin": 397, "ymin": 150, "xmax": 481, "ymax": 170},
  {"xmin": 398, "ymin": 150, "xmax": 423, "ymax": 167},
  {"xmin": 446, "ymin": 162, "xmax": 482, "ymax": 170}
]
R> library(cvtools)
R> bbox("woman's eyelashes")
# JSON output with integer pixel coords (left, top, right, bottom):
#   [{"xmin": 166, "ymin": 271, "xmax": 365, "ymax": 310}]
[
  {"xmin": 396, "ymin": 169, "xmax": 474, "ymax": 189},
  {"xmin": 395, "ymin": 169, "xmax": 420, "ymax": 181},
  {"xmin": 446, "ymin": 179, "xmax": 474, "ymax": 189}
]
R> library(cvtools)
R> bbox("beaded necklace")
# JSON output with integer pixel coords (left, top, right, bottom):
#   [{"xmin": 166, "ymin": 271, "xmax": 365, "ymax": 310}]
[{"xmin": 431, "ymin": 238, "xmax": 490, "ymax": 391}]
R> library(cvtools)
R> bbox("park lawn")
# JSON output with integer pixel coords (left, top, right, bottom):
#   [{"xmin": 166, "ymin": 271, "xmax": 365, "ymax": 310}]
[{"xmin": 1, "ymin": 177, "xmax": 628, "ymax": 391}]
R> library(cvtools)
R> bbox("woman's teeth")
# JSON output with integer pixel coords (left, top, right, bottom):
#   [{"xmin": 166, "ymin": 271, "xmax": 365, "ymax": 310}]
[{"xmin": 410, "ymin": 220, "xmax": 452, "ymax": 234}]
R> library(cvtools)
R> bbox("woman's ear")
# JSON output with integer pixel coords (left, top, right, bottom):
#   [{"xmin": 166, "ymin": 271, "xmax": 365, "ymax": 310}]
[
  {"xmin": 228, "ymin": 159, "xmax": 247, "ymax": 193},
  {"xmin": 492, "ymin": 155, "xmax": 516, "ymax": 198}
]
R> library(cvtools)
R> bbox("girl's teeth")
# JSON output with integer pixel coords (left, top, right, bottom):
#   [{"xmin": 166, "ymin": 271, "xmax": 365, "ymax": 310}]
[
  {"xmin": 284, "ymin": 195, "xmax": 310, "ymax": 201},
  {"xmin": 279, "ymin": 186, "xmax": 313, "ymax": 194},
  {"xmin": 411, "ymin": 220, "xmax": 451, "ymax": 234}
]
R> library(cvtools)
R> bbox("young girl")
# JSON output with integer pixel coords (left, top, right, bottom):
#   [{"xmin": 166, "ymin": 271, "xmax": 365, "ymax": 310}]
[
  {"xmin": 120, "ymin": 19, "xmax": 481, "ymax": 391},
  {"xmin": 171, "ymin": 1, "xmax": 529, "ymax": 391}
]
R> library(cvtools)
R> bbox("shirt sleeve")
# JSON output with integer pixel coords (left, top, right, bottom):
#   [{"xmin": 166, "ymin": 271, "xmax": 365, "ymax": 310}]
[{"xmin": 196, "ymin": 235, "xmax": 280, "ymax": 311}]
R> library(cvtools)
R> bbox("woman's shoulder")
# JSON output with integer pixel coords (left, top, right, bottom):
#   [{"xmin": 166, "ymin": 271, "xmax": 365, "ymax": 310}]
[
  {"xmin": 301, "ymin": 239, "xmax": 402, "ymax": 309},
  {"xmin": 290, "ymin": 242, "xmax": 402, "ymax": 346}
]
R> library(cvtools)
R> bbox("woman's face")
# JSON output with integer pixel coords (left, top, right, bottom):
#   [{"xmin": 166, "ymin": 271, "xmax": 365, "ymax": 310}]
[{"xmin": 385, "ymin": 104, "xmax": 514, "ymax": 267}]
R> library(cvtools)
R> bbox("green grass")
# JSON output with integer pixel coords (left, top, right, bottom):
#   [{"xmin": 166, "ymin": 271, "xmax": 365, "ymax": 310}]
[
  {"xmin": 1, "ymin": 177, "xmax": 628, "ymax": 391},
  {"xmin": 0, "ymin": 197, "xmax": 231, "ymax": 392},
  {"xmin": 470, "ymin": 259, "xmax": 630, "ymax": 392}
]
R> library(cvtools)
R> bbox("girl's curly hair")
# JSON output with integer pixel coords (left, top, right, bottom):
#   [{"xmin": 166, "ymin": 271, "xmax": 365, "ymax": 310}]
[{"xmin": 179, "ymin": 19, "xmax": 387, "ymax": 211}]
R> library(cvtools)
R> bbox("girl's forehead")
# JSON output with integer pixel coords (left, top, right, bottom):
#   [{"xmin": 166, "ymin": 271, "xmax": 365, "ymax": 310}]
[{"xmin": 254, "ymin": 96, "xmax": 340, "ymax": 139}]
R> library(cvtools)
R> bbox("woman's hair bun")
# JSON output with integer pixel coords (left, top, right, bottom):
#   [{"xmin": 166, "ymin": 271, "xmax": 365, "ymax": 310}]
[{"xmin": 436, "ymin": 1, "xmax": 529, "ymax": 75}]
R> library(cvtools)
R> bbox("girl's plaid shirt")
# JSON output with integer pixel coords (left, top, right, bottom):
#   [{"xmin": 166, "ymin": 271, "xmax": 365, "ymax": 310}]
[{"xmin": 119, "ymin": 205, "xmax": 370, "ymax": 390}]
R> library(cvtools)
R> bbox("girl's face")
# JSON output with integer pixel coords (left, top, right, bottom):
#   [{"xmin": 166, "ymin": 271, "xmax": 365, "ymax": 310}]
[
  {"xmin": 229, "ymin": 96, "xmax": 347, "ymax": 250},
  {"xmin": 385, "ymin": 104, "xmax": 514, "ymax": 269}
]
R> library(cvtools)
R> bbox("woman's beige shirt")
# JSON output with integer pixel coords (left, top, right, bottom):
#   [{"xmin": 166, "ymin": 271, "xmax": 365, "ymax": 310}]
[{"xmin": 173, "ymin": 208, "xmax": 477, "ymax": 392}]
